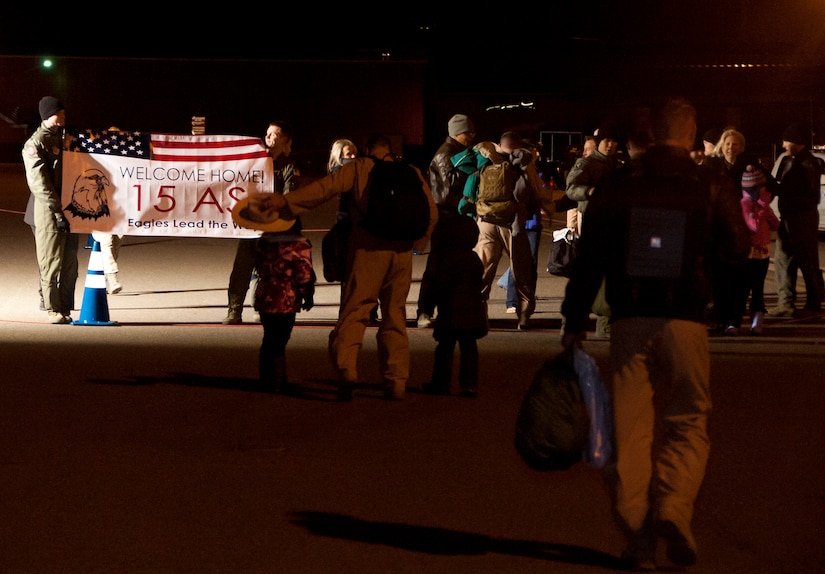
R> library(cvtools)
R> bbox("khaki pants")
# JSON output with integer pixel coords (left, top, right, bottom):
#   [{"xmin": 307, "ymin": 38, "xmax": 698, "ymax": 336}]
[
  {"xmin": 474, "ymin": 220, "xmax": 535, "ymax": 319},
  {"xmin": 329, "ymin": 244, "xmax": 413, "ymax": 387},
  {"xmin": 91, "ymin": 232, "xmax": 122, "ymax": 274},
  {"xmin": 609, "ymin": 317, "xmax": 711, "ymax": 534}
]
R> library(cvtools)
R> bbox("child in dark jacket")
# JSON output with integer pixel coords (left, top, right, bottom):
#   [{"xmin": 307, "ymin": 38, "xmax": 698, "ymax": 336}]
[
  {"xmin": 421, "ymin": 214, "xmax": 488, "ymax": 397},
  {"xmin": 254, "ymin": 227, "xmax": 316, "ymax": 394}
]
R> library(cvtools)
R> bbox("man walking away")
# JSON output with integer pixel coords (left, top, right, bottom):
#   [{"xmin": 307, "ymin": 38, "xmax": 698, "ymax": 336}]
[{"xmin": 561, "ymin": 97, "xmax": 750, "ymax": 570}]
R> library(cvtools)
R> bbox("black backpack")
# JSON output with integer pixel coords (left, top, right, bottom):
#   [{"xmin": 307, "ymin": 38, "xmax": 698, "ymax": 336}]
[{"xmin": 358, "ymin": 157, "xmax": 431, "ymax": 241}]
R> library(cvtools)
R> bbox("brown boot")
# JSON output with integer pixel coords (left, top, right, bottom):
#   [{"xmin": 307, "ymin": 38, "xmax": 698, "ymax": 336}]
[{"xmin": 222, "ymin": 306, "xmax": 242, "ymax": 324}]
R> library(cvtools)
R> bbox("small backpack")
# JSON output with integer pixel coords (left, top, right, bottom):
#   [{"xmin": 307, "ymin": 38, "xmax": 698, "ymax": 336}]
[
  {"xmin": 476, "ymin": 160, "xmax": 519, "ymax": 225},
  {"xmin": 358, "ymin": 157, "xmax": 431, "ymax": 241}
]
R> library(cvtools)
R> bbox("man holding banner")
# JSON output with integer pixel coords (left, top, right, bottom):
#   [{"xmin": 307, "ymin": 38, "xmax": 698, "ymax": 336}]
[
  {"xmin": 23, "ymin": 96, "xmax": 79, "ymax": 324},
  {"xmin": 61, "ymin": 126, "xmax": 277, "ymax": 321},
  {"xmin": 223, "ymin": 120, "xmax": 297, "ymax": 325},
  {"xmin": 63, "ymin": 131, "xmax": 272, "ymax": 239}
]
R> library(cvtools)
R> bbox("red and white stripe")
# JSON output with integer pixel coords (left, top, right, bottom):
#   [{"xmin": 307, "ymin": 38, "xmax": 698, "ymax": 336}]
[{"xmin": 151, "ymin": 134, "xmax": 269, "ymax": 162}]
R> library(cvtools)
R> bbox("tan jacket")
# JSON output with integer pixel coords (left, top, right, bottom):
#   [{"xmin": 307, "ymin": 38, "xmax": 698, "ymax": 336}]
[{"xmin": 280, "ymin": 156, "xmax": 438, "ymax": 254}]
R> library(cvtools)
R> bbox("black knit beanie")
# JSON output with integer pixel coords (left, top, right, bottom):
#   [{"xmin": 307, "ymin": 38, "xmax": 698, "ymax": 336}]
[{"xmin": 38, "ymin": 96, "xmax": 64, "ymax": 121}]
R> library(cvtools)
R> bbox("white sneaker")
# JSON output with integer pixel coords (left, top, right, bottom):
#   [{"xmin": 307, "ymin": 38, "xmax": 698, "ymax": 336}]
[
  {"xmin": 750, "ymin": 311, "xmax": 764, "ymax": 335},
  {"xmin": 48, "ymin": 311, "xmax": 70, "ymax": 324},
  {"xmin": 106, "ymin": 273, "xmax": 122, "ymax": 294}
]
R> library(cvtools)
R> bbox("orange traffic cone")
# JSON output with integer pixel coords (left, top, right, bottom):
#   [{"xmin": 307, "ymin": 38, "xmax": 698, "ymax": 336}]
[{"xmin": 72, "ymin": 240, "xmax": 118, "ymax": 326}]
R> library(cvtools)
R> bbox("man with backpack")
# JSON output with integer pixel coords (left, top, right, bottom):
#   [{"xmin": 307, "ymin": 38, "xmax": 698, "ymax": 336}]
[
  {"xmin": 560, "ymin": 98, "xmax": 750, "ymax": 570},
  {"xmin": 253, "ymin": 134, "xmax": 437, "ymax": 401},
  {"xmin": 471, "ymin": 131, "xmax": 537, "ymax": 330}
]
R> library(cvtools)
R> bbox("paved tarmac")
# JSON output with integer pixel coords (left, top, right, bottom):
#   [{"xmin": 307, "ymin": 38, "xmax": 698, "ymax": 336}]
[{"xmin": 2, "ymin": 163, "xmax": 824, "ymax": 573}]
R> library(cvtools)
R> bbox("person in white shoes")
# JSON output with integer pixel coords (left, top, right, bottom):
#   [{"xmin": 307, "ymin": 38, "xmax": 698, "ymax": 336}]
[{"xmin": 91, "ymin": 231, "xmax": 123, "ymax": 294}]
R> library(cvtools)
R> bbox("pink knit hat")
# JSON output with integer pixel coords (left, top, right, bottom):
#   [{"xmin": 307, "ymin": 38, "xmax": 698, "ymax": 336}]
[{"xmin": 741, "ymin": 164, "xmax": 766, "ymax": 190}]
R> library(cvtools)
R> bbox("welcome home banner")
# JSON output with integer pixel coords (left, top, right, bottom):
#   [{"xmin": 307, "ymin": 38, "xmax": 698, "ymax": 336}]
[{"xmin": 61, "ymin": 131, "xmax": 273, "ymax": 238}]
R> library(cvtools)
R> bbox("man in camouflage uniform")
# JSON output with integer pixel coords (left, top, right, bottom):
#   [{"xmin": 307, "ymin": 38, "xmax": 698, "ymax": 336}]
[{"xmin": 22, "ymin": 96, "xmax": 79, "ymax": 324}]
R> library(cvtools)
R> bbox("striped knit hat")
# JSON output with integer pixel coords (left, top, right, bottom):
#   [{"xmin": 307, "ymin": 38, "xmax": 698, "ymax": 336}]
[{"xmin": 741, "ymin": 164, "xmax": 766, "ymax": 190}]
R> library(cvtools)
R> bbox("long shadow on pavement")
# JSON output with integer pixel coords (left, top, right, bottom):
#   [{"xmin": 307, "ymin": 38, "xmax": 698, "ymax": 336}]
[
  {"xmin": 290, "ymin": 511, "xmax": 624, "ymax": 569},
  {"xmin": 87, "ymin": 372, "xmax": 385, "ymax": 402}
]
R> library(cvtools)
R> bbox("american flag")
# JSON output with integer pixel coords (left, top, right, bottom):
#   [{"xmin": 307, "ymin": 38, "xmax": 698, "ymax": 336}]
[
  {"xmin": 72, "ymin": 130, "xmax": 151, "ymax": 158},
  {"xmin": 151, "ymin": 134, "xmax": 269, "ymax": 162},
  {"xmin": 71, "ymin": 131, "xmax": 269, "ymax": 162}
]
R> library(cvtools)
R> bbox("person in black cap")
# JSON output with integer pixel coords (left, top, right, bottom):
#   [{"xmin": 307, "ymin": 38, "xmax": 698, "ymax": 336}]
[
  {"xmin": 702, "ymin": 127, "xmax": 722, "ymax": 158},
  {"xmin": 565, "ymin": 123, "xmax": 621, "ymax": 228},
  {"xmin": 564, "ymin": 122, "xmax": 622, "ymax": 338},
  {"xmin": 768, "ymin": 122, "xmax": 824, "ymax": 317},
  {"xmin": 22, "ymin": 96, "xmax": 79, "ymax": 324},
  {"xmin": 691, "ymin": 128, "xmax": 722, "ymax": 165}
]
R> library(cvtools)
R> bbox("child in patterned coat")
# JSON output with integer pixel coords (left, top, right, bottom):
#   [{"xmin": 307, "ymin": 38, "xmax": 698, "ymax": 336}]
[{"xmin": 254, "ymin": 226, "xmax": 316, "ymax": 393}]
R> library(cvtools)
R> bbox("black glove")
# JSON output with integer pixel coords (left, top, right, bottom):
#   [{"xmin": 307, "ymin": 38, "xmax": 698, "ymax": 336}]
[
  {"xmin": 54, "ymin": 214, "xmax": 70, "ymax": 233},
  {"xmin": 301, "ymin": 295, "xmax": 314, "ymax": 311}
]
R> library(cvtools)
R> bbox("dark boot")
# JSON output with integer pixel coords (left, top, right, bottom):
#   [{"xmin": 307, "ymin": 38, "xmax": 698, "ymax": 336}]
[
  {"xmin": 272, "ymin": 355, "xmax": 301, "ymax": 396},
  {"xmin": 259, "ymin": 351, "xmax": 276, "ymax": 393},
  {"xmin": 223, "ymin": 305, "xmax": 243, "ymax": 324}
]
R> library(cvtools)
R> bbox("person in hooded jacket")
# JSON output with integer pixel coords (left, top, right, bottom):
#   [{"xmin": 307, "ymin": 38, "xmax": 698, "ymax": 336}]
[{"xmin": 421, "ymin": 214, "xmax": 487, "ymax": 397}]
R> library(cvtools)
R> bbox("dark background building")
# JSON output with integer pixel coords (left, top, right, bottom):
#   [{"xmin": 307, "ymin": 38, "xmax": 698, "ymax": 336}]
[{"xmin": 2, "ymin": 6, "xmax": 824, "ymax": 172}]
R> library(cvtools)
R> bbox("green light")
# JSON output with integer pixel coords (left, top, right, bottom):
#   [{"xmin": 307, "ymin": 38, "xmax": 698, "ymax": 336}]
[{"xmin": 42, "ymin": 59, "xmax": 53, "ymax": 69}]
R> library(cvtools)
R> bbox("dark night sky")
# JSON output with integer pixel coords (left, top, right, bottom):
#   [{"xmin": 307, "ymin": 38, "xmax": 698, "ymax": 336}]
[
  {"xmin": 2, "ymin": 4, "xmax": 825, "ymax": 163},
  {"xmin": 2, "ymin": 4, "xmax": 823, "ymax": 66}
]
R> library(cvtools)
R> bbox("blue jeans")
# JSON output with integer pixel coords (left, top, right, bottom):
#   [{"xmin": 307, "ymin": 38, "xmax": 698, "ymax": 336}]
[{"xmin": 497, "ymin": 228, "xmax": 541, "ymax": 309}]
